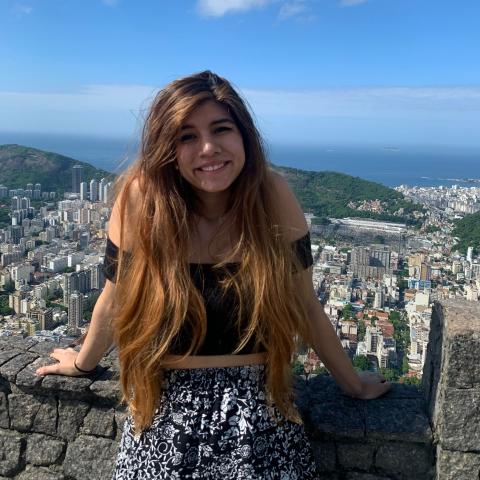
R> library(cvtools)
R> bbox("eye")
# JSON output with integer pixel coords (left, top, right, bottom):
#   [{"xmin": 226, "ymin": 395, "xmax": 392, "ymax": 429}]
[
  {"xmin": 214, "ymin": 125, "xmax": 232, "ymax": 134},
  {"xmin": 178, "ymin": 133, "xmax": 196, "ymax": 143}
]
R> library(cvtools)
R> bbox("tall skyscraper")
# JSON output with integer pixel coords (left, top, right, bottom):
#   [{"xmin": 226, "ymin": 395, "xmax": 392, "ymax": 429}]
[
  {"xmin": 90, "ymin": 179, "xmax": 99, "ymax": 202},
  {"xmin": 68, "ymin": 291, "xmax": 83, "ymax": 335},
  {"xmin": 467, "ymin": 246, "xmax": 474, "ymax": 264},
  {"xmin": 72, "ymin": 165, "xmax": 84, "ymax": 193},
  {"xmin": 99, "ymin": 178, "xmax": 106, "ymax": 202},
  {"xmin": 80, "ymin": 182, "xmax": 88, "ymax": 201}
]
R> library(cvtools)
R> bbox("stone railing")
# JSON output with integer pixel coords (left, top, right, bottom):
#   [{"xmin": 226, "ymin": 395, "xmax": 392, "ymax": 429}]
[{"xmin": 0, "ymin": 298, "xmax": 479, "ymax": 479}]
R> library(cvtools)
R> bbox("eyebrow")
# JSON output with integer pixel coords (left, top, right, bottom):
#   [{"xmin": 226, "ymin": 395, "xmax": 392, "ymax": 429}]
[{"xmin": 180, "ymin": 118, "xmax": 235, "ymax": 130}]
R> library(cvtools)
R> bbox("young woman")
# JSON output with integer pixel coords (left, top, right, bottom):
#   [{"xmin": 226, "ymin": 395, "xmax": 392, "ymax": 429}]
[{"xmin": 36, "ymin": 71, "xmax": 390, "ymax": 479}]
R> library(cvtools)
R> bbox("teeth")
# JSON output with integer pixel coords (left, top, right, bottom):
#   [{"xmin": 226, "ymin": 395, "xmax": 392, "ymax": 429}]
[{"xmin": 200, "ymin": 162, "xmax": 226, "ymax": 172}]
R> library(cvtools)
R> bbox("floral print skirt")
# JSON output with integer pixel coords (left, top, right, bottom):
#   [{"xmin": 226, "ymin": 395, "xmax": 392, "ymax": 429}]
[{"xmin": 112, "ymin": 364, "xmax": 318, "ymax": 479}]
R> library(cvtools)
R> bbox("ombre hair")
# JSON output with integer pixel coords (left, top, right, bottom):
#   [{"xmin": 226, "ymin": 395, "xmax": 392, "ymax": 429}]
[{"xmin": 112, "ymin": 71, "xmax": 312, "ymax": 433}]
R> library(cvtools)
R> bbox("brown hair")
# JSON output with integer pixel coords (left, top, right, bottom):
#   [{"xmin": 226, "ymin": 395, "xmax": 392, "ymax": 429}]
[{"xmin": 112, "ymin": 71, "xmax": 312, "ymax": 433}]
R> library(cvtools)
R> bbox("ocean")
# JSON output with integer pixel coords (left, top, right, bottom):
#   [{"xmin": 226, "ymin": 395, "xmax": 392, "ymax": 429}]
[{"xmin": 1, "ymin": 132, "xmax": 479, "ymax": 188}]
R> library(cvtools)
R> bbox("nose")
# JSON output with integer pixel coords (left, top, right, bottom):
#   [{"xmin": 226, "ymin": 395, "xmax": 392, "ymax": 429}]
[{"xmin": 199, "ymin": 135, "xmax": 220, "ymax": 156}]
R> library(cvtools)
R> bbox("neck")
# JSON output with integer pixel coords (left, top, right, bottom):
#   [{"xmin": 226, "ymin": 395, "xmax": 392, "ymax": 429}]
[{"xmin": 195, "ymin": 190, "xmax": 230, "ymax": 220}]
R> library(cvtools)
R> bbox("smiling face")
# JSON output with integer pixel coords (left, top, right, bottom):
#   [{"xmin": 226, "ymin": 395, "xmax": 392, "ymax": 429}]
[{"xmin": 175, "ymin": 100, "xmax": 246, "ymax": 204}]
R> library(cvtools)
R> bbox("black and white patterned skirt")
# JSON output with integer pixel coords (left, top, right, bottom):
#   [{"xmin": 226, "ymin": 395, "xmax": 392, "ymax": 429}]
[{"xmin": 113, "ymin": 364, "xmax": 318, "ymax": 479}]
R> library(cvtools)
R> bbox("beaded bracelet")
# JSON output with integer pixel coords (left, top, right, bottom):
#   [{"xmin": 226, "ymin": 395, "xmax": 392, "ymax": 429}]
[{"xmin": 74, "ymin": 358, "xmax": 97, "ymax": 374}]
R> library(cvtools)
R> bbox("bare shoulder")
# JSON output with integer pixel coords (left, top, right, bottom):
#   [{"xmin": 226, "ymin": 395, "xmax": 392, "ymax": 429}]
[
  {"xmin": 107, "ymin": 175, "xmax": 144, "ymax": 250},
  {"xmin": 267, "ymin": 170, "xmax": 309, "ymax": 241}
]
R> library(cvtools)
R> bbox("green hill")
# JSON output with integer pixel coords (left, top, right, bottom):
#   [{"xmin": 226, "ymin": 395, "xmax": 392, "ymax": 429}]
[
  {"xmin": 0, "ymin": 144, "xmax": 113, "ymax": 192},
  {"xmin": 453, "ymin": 211, "xmax": 480, "ymax": 254},
  {"xmin": 0, "ymin": 144, "xmax": 422, "ymax": 226},
  {"xmin": 272, "ymin": 165, "xmax": 422, "ymax": 224}
]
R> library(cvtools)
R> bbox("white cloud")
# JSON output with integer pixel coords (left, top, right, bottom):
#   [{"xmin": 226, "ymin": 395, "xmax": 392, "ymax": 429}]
[
  {"xmin": 279, "ymin": 1, "xmax": 306, "ymax": 19},
  {"xmin": 13, "ymin": 4, "xmax": 33, "ymax": 15},
  {"xmin": 197, "ymin": 0, "xmax": 273, "ymax": 17},
  {"xmin": 278, "ymin": 0, "xmax": 315, "ymax": 21},
  {"xmin": 340, "ymin": 0, "xmax": 369, "ymax": 6}
]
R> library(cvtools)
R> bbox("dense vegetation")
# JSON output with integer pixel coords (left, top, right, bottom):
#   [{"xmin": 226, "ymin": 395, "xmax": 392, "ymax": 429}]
[
  {"xmin": 0, "ymin": 144, "xmax": 114, "ymax": 193},
  {"xmin": 272, "ymin": 166, "xmax": 423, "ymax": 223},
  {"xmin": 452, "ymin": 211, "xmax": 480, "ymax": 254}
]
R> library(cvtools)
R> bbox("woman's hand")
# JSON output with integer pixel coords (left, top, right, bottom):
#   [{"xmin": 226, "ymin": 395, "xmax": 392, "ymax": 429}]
[
  {"xmin": 354, "ymin": 371, "xmax": 391, "ymax": 400},
  {"xmin": 35, "ymin": 347, "xmax": 87, "ymax": 377}
]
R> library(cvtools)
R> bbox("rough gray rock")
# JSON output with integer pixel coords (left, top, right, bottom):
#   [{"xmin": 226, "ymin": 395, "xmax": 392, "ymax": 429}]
[
  {"xmin": 56, "ymin": 399, "xmax": 89, "ymax": 441},
  {"xmin": 8, "ymin": 394, "xmax": 43, "ymax": 432},
  {"xmin": 63, "ymin": 435, "xmax": 118, "ymax": 480},
  {"xmin": 0, "ymin": 392, "xmax": 9, "ymax": 429},
  {"xmin": 81, "ymin": 406, "xmax": 115, "ymax": 438},
  {"xmin": 436, "ymin": 448, "xmax": 480, "ymax": 480},
  {"xmin": 309, "ymin": 440, "xmax": 336, "ymax": 472},
  {"xmin": 0, "ymin": 430, "xmax": 24, "ymax": 477},
  {"xmin": 345, "ymin": 474, "xmax": 392, "ymax": 480},
  {"xmin": 26, "ymin": 433, "xmax": 65, "ymax": 466},
  {"xmin": 438, "ymin": 387, "xmax": 480, "ymax": 452},
  {"xmin": 31, "ymin": 397, "xmax": 57, "ymax": 436},
  {"xmin": 376, "ymin": 443, "xmax": 434, "ymax": 479},
  {"xmin": 337, "ymin": 442, "xmax": 375, "ymax": 471},
  {"xmin": 0, "ymin": 353, "xmax": 38, "ymax": 383},
  {"xmin": 14, "ymin": 464, "xmax": 65, "ymax": 480}
]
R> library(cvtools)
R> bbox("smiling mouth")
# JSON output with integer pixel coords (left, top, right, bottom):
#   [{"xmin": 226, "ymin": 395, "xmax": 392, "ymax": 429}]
[{"xmin": 197, "ymin": 161, "xmax": 229, "ymax": 172}]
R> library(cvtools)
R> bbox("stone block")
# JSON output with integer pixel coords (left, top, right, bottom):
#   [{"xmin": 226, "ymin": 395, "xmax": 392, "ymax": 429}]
[
  {"xmin": 27, "ymin": 342, "xmax": 59, "ymax": 357},
  {"xmin": 63, "ymin": 435, "xmax": 118, "ymax": 480},
  {"xmin": 0, "ymin": 393, "xmax": 8, "ymax": 428},
  {"xmin": 445, "ymin": 332, "xmax": 480, "ymax": 389},
  {"xmin": 15, "ymin": 465, "xmax": 65, "ymax": 480},
  {"xmin": 365, "ymin": 399, "xmax": 431, "ymax": 444},
  {"xmin": 89, "ymin": 368, "xmax": 121, "ymax": 405},
  {"xmin": 41, "ymin": 374, "xmax": 93, "ymax": 400},
  {"xmin": 26, "ymin": 434, "xmax": 65, "ymax": 466},
  {"xmin": 9, "ymin": 394, "xmax": 43, "ymax": 432},
  {"xmin": 436, "ymin": 448, "xmax": 480, "ymax": 480},
  {"xmin": 376, "ymin": 443, "xmax": 434, "ymax": 479},
  {"xmin": 81, "ymin": 406, "xmax": 115, "ymax": 438},
  {"xmin": 309, "ymin": 399, "xmax": 365, "ymax": 440},
  {"xmin": 0, "ymin": 430, "xmax": 24, "ymax": 477},
  {"xmin": 16, "ymin": 357, "xmax": 54, "ymax": 391},
  {"xmin": 57, "ymin": 399, "xmax": 89, "ymax": 441},
  {"xmin": 309, "ymin": 441, "xmax": 336, "ymax": 472},
  {"xmin": 438, "ymin": 387, "xmax": 480, "ymax": 452},
  {"xmin": 337, "ymin": 442, "xmax": 375, "ymax": 471},
  {"xmin": 0, "ymin": 353, "xmax": 38, "ymax": 383},
  {"xmin": 31, "ymin": 397, "xmax": 57, "ymax": 436},
  {"xmin": 0, "ymin": 349, "xmax": 22, "ymax": 369}
]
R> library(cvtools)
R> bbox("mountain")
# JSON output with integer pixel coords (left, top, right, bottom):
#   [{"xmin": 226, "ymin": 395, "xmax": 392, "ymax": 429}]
[
  {"xmin": 0, "ymin": 144, "xmax": 421, "ymax": 225},
  {"xmin": 272, "ymin": 165, "xmax": 422, "ymax": 224},
  {"xmin": 0, "ymin": 144, "xmax": 113, "ymax": 192},
  {"xmin": 453, "ymin": 211, "xmax": 480, "ymax": 255}
]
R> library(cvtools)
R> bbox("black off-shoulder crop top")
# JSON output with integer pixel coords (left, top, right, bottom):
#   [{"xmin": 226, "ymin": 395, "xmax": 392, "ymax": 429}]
[{"xmin": 103, "ymin": 233, "xmax": 313, "ymax": 355}]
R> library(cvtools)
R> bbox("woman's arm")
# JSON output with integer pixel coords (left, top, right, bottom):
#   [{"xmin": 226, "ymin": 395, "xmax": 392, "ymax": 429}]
[
  {"xmin": 270, "ymin": 171, "xmax": 390, "ymax": 399},
  {"xmin": 36, "ymin": 281, "xmax": 116, "ymax": 376},
  {"xmin": 36, "ymin": 177, "xmax": 141, "ymax": 377}
]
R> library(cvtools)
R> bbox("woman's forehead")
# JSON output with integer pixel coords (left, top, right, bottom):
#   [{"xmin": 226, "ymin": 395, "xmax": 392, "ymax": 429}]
[{"xmin": 181, "ymin": 100, "xmax": 232, "ymax": 126}]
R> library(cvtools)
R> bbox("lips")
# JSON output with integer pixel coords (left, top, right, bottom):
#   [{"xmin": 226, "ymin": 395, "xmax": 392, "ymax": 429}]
[{"xmin": 196, "ymin": 161, "xmax": 229, "ymax": 172}]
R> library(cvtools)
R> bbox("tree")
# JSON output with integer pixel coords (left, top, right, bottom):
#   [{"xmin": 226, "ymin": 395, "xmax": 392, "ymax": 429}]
[
  {"xmin": 313, "ymin": 365, "xmax": 328, "ymax": 376},
  {"xmin": 352, "ymin": 355, "xmax": 369, "ymax": 371},
  {"xmin": 292, "ymin": 360, "xmax": 305, "ymax": 376},
  {"xmin": 0, "ymin": 296, "xmax": 14, "ymax": 316},
  {"xmin": 2, "ymin": 280, "xmax": 15, "ymax": 294},
  {"xmin": 342, "ymin": 304, "xmax": 353, "ymax": 320},
  {"xmin": 380, "ymin": 368, "xmax": 398, "ymax": 382},
  {"xmin": 399, "ymin": 375, "xmax": 422, "ymax": 387}
]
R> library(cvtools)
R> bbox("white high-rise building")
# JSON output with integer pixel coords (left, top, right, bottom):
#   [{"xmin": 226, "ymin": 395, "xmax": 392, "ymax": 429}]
[
  {"xmin": 467, "ymin": 246, "xmax": 474, "ymax": 264},
  {"xmin": 99, "ymin": 178, "xmax": 106, "ymax": 202},
  {"xmin": 68, "ymin": 291, "xmax": 83, "ymax": 335},
  {"xmin": 90, "ymin": 179, "xmax": 99, "ymax": 202},
  {"xmin": 80, "ymin": 182, "xmax": 88, "ymax": 201}
]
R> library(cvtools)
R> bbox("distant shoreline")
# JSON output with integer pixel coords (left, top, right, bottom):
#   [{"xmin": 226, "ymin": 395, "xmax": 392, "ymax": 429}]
[{"xmin": 1, "ymin": 132, "xmax": 479, "ymax": 189}]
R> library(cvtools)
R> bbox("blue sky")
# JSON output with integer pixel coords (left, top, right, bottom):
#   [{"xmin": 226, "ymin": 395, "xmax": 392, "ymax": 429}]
[{"xmin": 1, "ymin": 0, "xmax": 480, "ymax": 148}]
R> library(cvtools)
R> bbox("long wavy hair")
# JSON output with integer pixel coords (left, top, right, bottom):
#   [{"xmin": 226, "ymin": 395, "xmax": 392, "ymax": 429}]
[{"xmin": 112, "ymin": 71, "xmax": 312, "ymax": 433}]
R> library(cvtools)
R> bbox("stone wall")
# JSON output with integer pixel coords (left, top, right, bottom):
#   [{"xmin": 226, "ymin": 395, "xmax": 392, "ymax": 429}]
[
  {"xmin": 423, "ymin": 299, "xmax": 480, "ymax": 480},
  {"xmin": 0, "ymin": 298, "xmax": 478, "ymax": 479}
]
